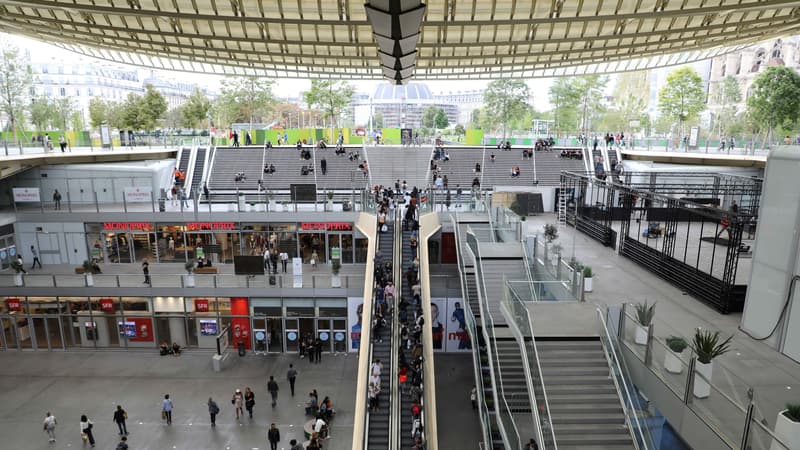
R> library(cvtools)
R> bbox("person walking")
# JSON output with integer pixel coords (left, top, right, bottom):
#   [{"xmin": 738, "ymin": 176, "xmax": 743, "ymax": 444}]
[
  {"xmin": 161, "ymin": 394, "xmax": 173, "ymax": 425},
  {"xmin": 80, "ymin": 414, "xmax": 95, "ymax": 447},
  {"xmin": 267, "ymin": 376, "xmax": 279, "ymax": 407},
  {"xmin": 142, "ymin": 260, "xmax": 151, "ymax": 285},
  {"xmin": 289, "ymin": 438, "xmax": 303, "ymax": 450},
  {"xmin": 207, "ymin": 397, "xmax": 219, "ymax": 427},
  {"xmin": 181, "ymin": 188, "xmax": 189, "ymax": 209},
  {"xmin": 53, "ymin": 189, "xmax": 62, "ymax": 210},
  {"xmin": 232, "ymin": 388, "xmax": 244, "ymax": 420},
  {"xmin": 470, "ymin": 386, "xmax": 477, "ymax": 409},
  {"xmin": 287, "ymin": 364, "xmax": 297, "ymax": 396},
  {"xmin": 203, "ymin": 182, "xmax": 210, "ymax": 201},
  {"xmin": 320, "ymin": 158, "xmax": 327, "ymax": 175},
  {"xmin": 244, "ymin": 387, "xmax": 255, "ymax": 419},
  {"xmin": 15, "ymin": 254, "xmax": 27, "ymax": 273},
  {"xmin": 280, "ymin": 252, "xmax": 289, "ymax": 273},
  {"xmin": 267, "ymin": 423, "xmax": 280, "ymax": 450},
  {"xmin": 112, "ymin": 405, "xmax": 128, "ymax": 435},
  {"xmin": 30, "ymin": 245, "xmax": 42, "ymax": 269},
  {"xmin": 43, "ymin": 412, "xmax": 57, "ymax": 443}
]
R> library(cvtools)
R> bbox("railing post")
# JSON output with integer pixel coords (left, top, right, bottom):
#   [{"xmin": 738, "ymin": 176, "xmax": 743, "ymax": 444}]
[
  {"xmin": 618, "ymin": 303, "xmax": 627, "ymax": 341},
  {"xmin": 740, "ymin": 389, "xmax": 755, "ymax": 450},
  {"xmin": 122, "ymin": 194, "xmax": 127, "ymax": 213},
  {"xmin": 94, "ymin": 191, "xmax": 100, "ymax": 213},
  {"xmin": 645, "ymin": 323, "xmax": 654, "ymax": 367},
  {"xmin": 685, "ymin": 357, "xmax": 696, "ymax": 405},
  {"xmin": 67, "ymin": 190, "xmax": 72, "ymax": 213}
]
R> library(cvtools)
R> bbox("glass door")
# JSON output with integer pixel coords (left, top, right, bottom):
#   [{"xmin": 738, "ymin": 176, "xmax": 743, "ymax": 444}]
[
  {"xmin": 267, "ymin": 317, "xmax": 283, "ymax": 352},
  {"xmin": 316, "ymin": 318, "xmax": 332, "ymax": 352},
  {"xmin": 1, "ymin": 316, "xmax": 19, "ymax": 350},
  {"xmin": 285, "ymin": 318, "xmax": 299, "ymax": 352},
  {"xmin": 333, "ymin": 319, "xmax": 347, "ymax": 354},
  {"xmin": 252, "ymin": 316, "xmax": 268, "ymax": 354}
]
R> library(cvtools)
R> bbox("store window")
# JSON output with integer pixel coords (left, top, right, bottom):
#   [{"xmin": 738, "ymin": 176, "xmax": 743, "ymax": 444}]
[
  {"xmin": 355, "ymin": 238, "xmax": 368, "ymax": 263},
  {"xmin": 156, "ymin": 224, "xmax": 187, "ymax": 263}
]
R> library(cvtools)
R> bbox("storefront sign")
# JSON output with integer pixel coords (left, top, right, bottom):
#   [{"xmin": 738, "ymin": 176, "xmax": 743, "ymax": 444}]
[
  {"xmin": 300, "ymin": 222, "xmax": 352, "ymax": 231},
  {"xmin": 186, "ymin": 222, "xmax": 237, "ymax": 231},
  {"xmin": 5, "ymin": 298, "xmax": 21, "ymax": 312},
  {"xmin": 99, "ymin": 298, "xmax": 115, "ymax": 313},
  {"xmin": 102, "ymin": 222, "xmax": 153, "ymax": 231},
  {"xmin": 123, "ymin": 187, "xmax": 152, "ymax": 203},
  {"xmin": 12, "ymin": 187, "xmax": 41, "ymax": 203},
  {"xmin": 194, "ymin": 299, "xmax": 209, "ymax": 312}
]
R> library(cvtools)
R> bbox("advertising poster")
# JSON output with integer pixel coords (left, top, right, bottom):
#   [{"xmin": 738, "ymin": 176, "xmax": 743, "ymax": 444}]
[
  {"xmin": 123, "ymin": 186, "xmax": 152, "ymax": 203},
  {"xmin": 445, "ymin": 298, "xmax": 471, "ymax": 352},
  {"xmin": 347, "ymin": 296, "xmax": 364, "ymax": 353},
  {"xmin": 12, "ymin": 187, "xmax": 41, "ymax": 203},
  {"xmin": 200, "ymin": 319, "xmax": 219, "ymax": 336},
  {"xmin": 118, "ymin": 321, "xmax": 137, "ymax": 337},
  {"xmin": 429, "ymin": 298, "xmax": 446, "ymax": 352}
]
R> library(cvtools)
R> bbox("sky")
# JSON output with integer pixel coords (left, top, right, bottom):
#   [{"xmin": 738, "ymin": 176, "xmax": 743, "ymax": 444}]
[{"xmin": 6, "ymin": 34, "xmax": 558, "ymax": 110}]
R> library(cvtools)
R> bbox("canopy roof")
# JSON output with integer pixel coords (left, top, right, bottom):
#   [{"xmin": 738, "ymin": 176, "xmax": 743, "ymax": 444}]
[{"xmin": 1, "ymin": 0, "xmax": 798, "ymax": 80}]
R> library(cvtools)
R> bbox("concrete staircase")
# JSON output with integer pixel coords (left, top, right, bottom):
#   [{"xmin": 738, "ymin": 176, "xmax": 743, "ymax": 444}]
[
  {"xmin": 494, "ymin": 338, "xmax": 533, "ymax": 413},
  {"xmin": 536, "ymin": 338, "xmax": 635, "ymax": 450},
  {"xmin": 363, "ymin": 145, "xmax": 433, "ymax": 189}
]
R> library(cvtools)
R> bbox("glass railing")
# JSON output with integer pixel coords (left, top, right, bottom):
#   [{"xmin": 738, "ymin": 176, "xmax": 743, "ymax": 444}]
[
  {"xmin": 1, "ymin": 273, "xmax": 363, "ymax": 290},
  {"xmin": 597, "ymin": 308, "xmax": 656, "ymax": 450},
  {"xmin": 616, "ymin": 306, "xmax": 794, "ymax": 450},
  {"xmin": 504, "ymin": 281, "xmax": 557, "ymax": 450},
  {"xmin": 525, "ymin": 236, "xmax": 582, "ymax": 299}
]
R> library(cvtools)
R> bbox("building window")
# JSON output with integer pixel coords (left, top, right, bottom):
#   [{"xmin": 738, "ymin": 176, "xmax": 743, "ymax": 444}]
[
  {"xmin": 59, "ymin": 87, "xmax": 66, "ymax": 96},
  {"xmin": 29, "ymin": 87, "xmax": 35, "ymax": 96}
]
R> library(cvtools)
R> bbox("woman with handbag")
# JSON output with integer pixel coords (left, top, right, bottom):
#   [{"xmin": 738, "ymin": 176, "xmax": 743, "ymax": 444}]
[
  {"xmin": 244, "ymin": 387, "xmax": 255, "ymax": 419},
  {"xmin": 80, "ymin": 414, "xmax": 95, "ymax": 447},
  {"xmin": 231, "ymin": 389, "xmax": 244, "ymax": 420}
]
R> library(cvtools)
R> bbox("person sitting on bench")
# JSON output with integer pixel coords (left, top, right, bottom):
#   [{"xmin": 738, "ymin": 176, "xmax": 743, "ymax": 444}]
[
  {"xmin": 474, "ymin": 163, "xmax": 481, "ymax": 173},
  {"xmin": 160, "ymin": 341, "xmax": 170, "ymax": 356},
  {"xmin": 301, "ymin": 165, "xmax": 314, "ymax": 176}
]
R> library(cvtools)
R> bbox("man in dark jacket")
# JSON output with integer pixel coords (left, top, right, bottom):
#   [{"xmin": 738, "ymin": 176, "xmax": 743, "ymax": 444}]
[
  {"xmin": 320, "ymin": 158, "xmax": 327, "ymax": 175},
  {"xmin": 267, "ymin": 423, "xmax": 280, "ymax": 450},
  {"xmin": 113, "ymin": 405, "xmax": 128, "ymax": 435}
]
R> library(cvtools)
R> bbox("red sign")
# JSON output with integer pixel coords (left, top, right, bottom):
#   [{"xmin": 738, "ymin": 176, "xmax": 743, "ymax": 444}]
[
  {"xmin": 103, "ymin": 222, "xmax": 152, "ymax": 231},
  {"xmin": 194, "ymin": 299, "xmax": 209, "ymax": 313},
  {"xmin": 186, "ymin": 222, "xmax": 236, "ymax": 231},
  {"xmin": 100, "ymin": 298, "xmax": 115, "ymax": 313},
  {"xmin": 300, "ymin": 222, "xmax": 352, "ymax": 231},
  {"xmin": 5, "ymin": 298, "xmax": 21, "ymax": 312}
]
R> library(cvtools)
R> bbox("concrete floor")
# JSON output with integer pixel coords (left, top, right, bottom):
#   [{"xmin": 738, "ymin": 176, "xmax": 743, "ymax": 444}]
[
  {"xmin": 523, "ymin": 214, "xmax": 800, "ymax": 437},
  {"xmin": 434, "ymin": 354, "xmax": 483, "ymax": 450},
  {"xmin": 0, "ymin": 351, "xmax": 357, "ymax": 450}
]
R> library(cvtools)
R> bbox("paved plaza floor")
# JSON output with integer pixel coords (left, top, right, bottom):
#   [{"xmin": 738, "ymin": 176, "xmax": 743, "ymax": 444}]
[{"xmin": 0, "ymin": 351, "xmax": 357, "ymax": 450}]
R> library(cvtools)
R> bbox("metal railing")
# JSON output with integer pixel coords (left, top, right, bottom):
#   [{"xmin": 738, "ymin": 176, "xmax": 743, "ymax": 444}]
[
  {"xmin": 596, "ymin": 308, "xmax": 654, "ymax": 450},
  {"xmin": 503, "ymin": 280, "xmax": 557, "ymax": 450}
]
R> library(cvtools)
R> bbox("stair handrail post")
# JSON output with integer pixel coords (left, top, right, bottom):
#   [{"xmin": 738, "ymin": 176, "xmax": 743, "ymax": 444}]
[
  {"xmin": 740, "ymin": 396, "xmax": 755, "ymax": 450},
  {"xmin": 645, "ymin": 323, "xmax": 654, "ymax": 367},
  {"xmin": 685, "ymin": 357, "xmax": 696, "ymax": 406}
]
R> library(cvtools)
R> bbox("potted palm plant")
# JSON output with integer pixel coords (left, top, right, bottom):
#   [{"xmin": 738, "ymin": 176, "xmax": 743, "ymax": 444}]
[
  {"xmin": 331, "ymin": 259, "xmax": 342, "ymax": 288},
  {"xmin": 326, "ymin": 191, "xmax": 335, "ymax": 211},
  {"xmin": 771, "ymin": 404, "xmax": 800, "ymax": 450},
  {"xmin": 184, "ymin": 261, "xmax": 196, "ymax": 288},
  {"xmin": 583, "ymin": 266, "xmax": 594, "ymax": 292},
  {"xmin": 691, "ymin": 329, "xmax": 732, "ymax": 398},
  {"xmin": 664, "ymin": 336, "xmax": 688, "ymax": 374},
  {"xmin": 237, "ymin": 192, "xmax": 247, "ymax": 211},
  {"xmin": 634, "ymin": 301, "xmax": 656, "ymax": 345},
  {"xmin": 10, "ymin": 260, "xmax": 24, "ymax": 286},
  {"xmin": 82, "ymin": 260, "xmax": 95, "ymax": 286}
]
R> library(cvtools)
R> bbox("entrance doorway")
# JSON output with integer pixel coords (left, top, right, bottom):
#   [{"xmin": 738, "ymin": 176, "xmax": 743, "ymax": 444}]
[
  {"xmin": 29, "ymin": 315, "xmax": 64, "ymax": 350},
  {"xmin": 36, "ymin": 232, "xmax": 63, "ymax": 265},
  {"xmin": 285, "ymin": 318, "xmax": 314, "ymax": 352}
]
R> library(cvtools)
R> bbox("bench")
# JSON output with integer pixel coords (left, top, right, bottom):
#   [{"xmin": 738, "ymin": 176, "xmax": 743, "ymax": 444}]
[
  {"xmin": 195, "ymin": 267, "xmax": 218, "ymax": 274},
  {"xmin": 74, "ymin": 267, "xmax": 86, "ymax": 274}
]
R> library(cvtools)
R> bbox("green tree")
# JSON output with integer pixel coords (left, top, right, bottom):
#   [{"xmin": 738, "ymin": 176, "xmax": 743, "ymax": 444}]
[
  {"xmin": 575, "ymin": 75, "xmax": 608, "ymax": 133},
  {"xmin": 454, "ymin": 124, "xmax": 466, "ymax": 136},
  {"xmin": 746, "ymin": 66, "xmax": 800, "ymax": 146},
  {"xmin": 139, "ymin": 84, "xmax": 167, "ymax": 130},
  {"xmin": 53, "ymin": 97, "xmax": 75, "ymax": 130},
  {"xmin": 164, "ymin": 107, "xmax": 184, "ymax": 129},
  {"xmin": 433, "ymin": 108, "xmax": 449, "ymax": 129},
  {"xmin": 483, "ymin": 79, "xmax": 530, "ymax": 139},
  {"xmin": 215, "ymin": 76, "xmax": 275, "ymax": 129},
  {"xmin": 599, "ymin": 71, "xmax": 650, "ymax": 133},
  {"xmin": 70, "ymin": 110, "xmax": 84, "ymax": 132},
  {"xmin": 120, "ymin": 93, "xmax": 145, "ymax": 130},
  {"xmin": 0, "ymin": 39, "xmax": 32, "ymax": 137},
  {"xmin": 372, "ymin": 112, "xmax": 384, "ymax": 129},
  {"xmin": 181, "ymin": 89, "xmax": 211, "ymax": 129},
  {"xmin": 88, "ymin": 98, "xmax": 108, "ymax": 128},
  {"xmin": 712, "ymin": 75, "xmax": 742, "ymax": 137},
  {"xmin": 421, "ymin": 105, "xmax": 438, "ymax": 128},
  {"xmin": 28, "ymin": 96, "xmax": 56, "ymax": 131},
  {"xmin": 304, "ymin": 80, "xmax": 354, "ymax": 130},
  {"xmin": 658, "ymin": 67, "xmax": 706, "ymax": 142},
  {"xmin": 548, "ymin": 78, "xmax": 581, "ymax": 137},
  {"xmin": 107, "ymin": 102, "xmax": 126, "ymax": 129}
]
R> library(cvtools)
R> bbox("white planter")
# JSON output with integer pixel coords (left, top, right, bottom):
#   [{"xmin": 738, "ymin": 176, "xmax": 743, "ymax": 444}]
[
  {"xmin": 584, "ymin": 276, "xmax": 593, "ymax": 292},
  {"xmin": 634, "ymin": 325, "xmax": 649, "ymax": 345},
  {"xmin": 257, "ymin": 204, "xmax": 266, "ymax": 212},
  {"xmin": 228, "ymin": 203, "xmax": 236, "ymax": 212},
  {"xmin": 693, "ymin": 360, "xmax": 713, "ymax": 398},
  {"xmin": 664, "ymin": 350, "xmax": 684, "ymax": 374},
  {"xmin": 237, "ymin": 196, "xmax": 246, "ymax": 211},
  {"xmin": 771, "ymin": 410, "xmax": 800, "ymax": 450},
  {"xmin": 331, "ymin": 274, "xmax": 341, "ymax": 288},
  {"xmin": 13, "ymin": 273, "xmax": 23, "ymax": 286},
  {"xmin": 85, "ymin": 273, "xmax": 94, "ymax": 287},
  {"xmin": 268, "ymin": 200, "xmax": 277, "ymax": 211},
  {"xmin": 326, "ymin": 200, "xmax": 334, "ymax": 211},
  {"xmin": 185, "ymin": 274, "xmax": 195, "ymax": 288},
  {"xmin": 249, "ymin": 204, "xmax": 256, "ymax": 212}
]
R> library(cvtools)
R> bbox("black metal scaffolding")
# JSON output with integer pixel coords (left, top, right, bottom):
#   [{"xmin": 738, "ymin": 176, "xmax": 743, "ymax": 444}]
[{"xmin": 560, "ymin": 171, "xmax": 762, "ymax": 314}]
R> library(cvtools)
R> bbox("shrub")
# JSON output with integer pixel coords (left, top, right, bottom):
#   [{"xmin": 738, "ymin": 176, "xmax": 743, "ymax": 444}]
[
  {"xmin": 582, "ymin": 266, "xmax": 593, "ymax": 278},
  {"xmin": 666, "ymin": 336, "xmax": 688, "ymax": 353},
  {"xmin": 635, "ymin": 301, "xmax": 656, "ymax": 327},
  {"xmin": 692, "ymin": 329, "xmax": 732, "ymax": 364},
  {"xmin": 784, "ymin": 404, "xmax": 800, "ymax": 422},
  {"xmin": 543, "ymin": 224, "xmax": 559, "ymax": 243}
]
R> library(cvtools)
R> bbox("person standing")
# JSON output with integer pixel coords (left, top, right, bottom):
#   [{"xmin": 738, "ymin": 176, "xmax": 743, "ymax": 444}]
[
  {"xmin": 207, "ymin": 397, "xmax": 219, "ymax": 427},
  {"xmin": 470, "ymin": 386, "xmax": 477, "ymax": 409},
  {"xmin": 267, "ymin": 423, "xmax": 280, "ymax": 450},
  {"xmin": 525, "ymin": 438, "xmax": 539, "ymax": 450},
  {"xmin": 43, "ymin": 412, "xmax": 57, "ymax": 443},
  {"xmin": 113, "ymin": 405, "xmax": 128, "ymax": 435},
  {"xmin": 289, "ymin": 439, "xmax": 303, "ymax": 450},
  {"xmin": 320, "ymin": 158, "xmax": 327, "ymax": 175},
  {"xmin": 53, "ymin": 189, "xmax": 62, "ymax": 210},
  {"xmin": 161, "ymin": 394, "xmax": 173, "ymax": 425},
  {"xmin": 181, "ymin": 188, "xmax": 189, "ymax": 209},
  {"xmin": 280, "ymin": 252, "xmax": 288, "ymax": 273},
  {"xmin": 263, "ymin": 248, "xmax": 271, "ymax": 273},
  {"xmin": 203, "ymin": 182, "xmax": 210, "ymax": 201},
  {"xmin": 59, "ymin": 135, "xmax": 67, "ymax": 152},
  {"xmin": 142, "ymin": 260, "xmax": 151, "ymax": 285},
  {"xmin": 314, "ymin": 337, "xmax": 323, "ymax": 363},
  {"xmin": 244, "ymin": 387, "xmax": 255, "ymax": 419},
  {"xmin": 287, "ymin": 364, "xmax": 297, "ymax": 396},
  {"xmin": 267, "ymin": 376, "xmax": 279, "ymax": 407},
  {"xmin": 80, "ymin": 414, "xmax": 95, "ymax": 447},
  {"xmin": 307, "ymin": 338, "xmax": 315, "ymax": 363},
  {"xmin": 232, "ymin": 388, "xmax": 244, "ymax": 420},
  {"xmin": 30, "ymin": 245, "xmax": 42, "ymax": 269}
]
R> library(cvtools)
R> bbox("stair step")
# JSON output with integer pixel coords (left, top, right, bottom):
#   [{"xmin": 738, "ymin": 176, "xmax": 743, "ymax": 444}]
[
  {"xmin": 551, "ymin": 412, "xmax": 626, "ymax": 424},
  {"xmin": 545, "ymin": 393, "xmax": 622, "ymax": 404},
  {"xmin": 549, "ymin": 403, "xmax": 624, "ymax": 414},
  {"xmin": 556, "ymin": 433, "xmax": 634, "ymax": 446},
  {"xmin": 540, "ymin": 375, "xmax": 613, "ymax": 385},
  {"xmin": 553, "ymin": 423, "xmax": 632, "ymax": 435},
  {"xmin": 541, "ymin": 366, "xmax": 610, "ymax": 376}
]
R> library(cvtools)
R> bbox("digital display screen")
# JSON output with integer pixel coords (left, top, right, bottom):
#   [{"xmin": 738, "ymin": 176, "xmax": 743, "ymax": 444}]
[
  {"xmin": 200, "ymin": 319, "xmax": 218, "ymax": 336},
  {"xmin": 117, "ymin": 321, "xmax": 137, "ymax": 337}
]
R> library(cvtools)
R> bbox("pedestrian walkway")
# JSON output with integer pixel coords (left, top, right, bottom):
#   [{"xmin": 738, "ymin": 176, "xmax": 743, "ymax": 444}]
[{"xmin": 0, "ymin": 351, "xmax": 356, "ymax": 450}]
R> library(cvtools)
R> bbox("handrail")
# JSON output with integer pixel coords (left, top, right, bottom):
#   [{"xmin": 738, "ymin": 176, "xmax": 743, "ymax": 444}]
[
  {"xmin": 503, "ymin": 277, "xmax": 553, "ymax": 450},
  {"xmin": 389, "ymin": 209, "xmax": 402, "ymax": 450},
  {"xmin": 595, "ymin": 308, "xmax": 650, "ymax": 450},
  {"xmin": 467, "ymin": 232, "xmax": 522, "ymax": 449}
]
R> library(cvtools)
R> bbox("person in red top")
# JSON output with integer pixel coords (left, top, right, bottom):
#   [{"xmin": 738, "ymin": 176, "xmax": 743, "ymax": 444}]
[
  {"xmin": 715, "ymin": 214, "xmax": 731, "ymax": 240},
  {"xmin": 411, "ymin": 403, "xmax": 420, "ymax": 417}
]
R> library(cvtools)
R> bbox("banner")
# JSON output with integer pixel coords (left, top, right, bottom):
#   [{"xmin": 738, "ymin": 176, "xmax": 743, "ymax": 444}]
[
  {"xmin": 123, "ymin": 186, "xmax": 152, "ymax": 203},
  {"xmin": 99, "ymin": 298, "xmax": 115, "ymax": 313},
  {"xmin": 444, "ymin": 298, "xmax": 471, "ymax": 352},
  {"xmin": 5, "ymin": 298, "xmax": 21, "ymax": 312},
  {"xmin": 347, "ymin": 297, "xmax": 364, "ymax": 353},
  {"xmin": 430, "ymin": 298, "xmax": 446, "ymax": 352},
  {"xmin": 12, "ymin": 187, "xmax": 40, "ymax": 203},
  {"xmin": 194, "ymin": 299, "xmax": 209, "ymax": 312}
]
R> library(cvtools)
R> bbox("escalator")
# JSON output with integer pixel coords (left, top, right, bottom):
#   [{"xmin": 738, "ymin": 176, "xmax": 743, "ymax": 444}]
[
  {"xmin": 399, "ymin": 223, "xmax": 418, "ymax": 449},
  {"xmin": 190, "ymin": 147, "xmax": 207, "ymax": 197},
  {"xmin": 176, "ymin": 147, "xmax": 192, "ymax": 188},
  {"xmin": 366, "ymin": 219, "xmax": 395, "ymax": 450}
]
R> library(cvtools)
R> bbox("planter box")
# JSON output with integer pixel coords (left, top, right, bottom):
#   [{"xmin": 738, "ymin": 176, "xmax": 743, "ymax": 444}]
[
  {"xmin": 664, "ymin": 350, "xmax": 684, "ymax": 374},
  {"xmin": 237, "ymin": 197, "xmax": 246, "ymax": 211},
  {"xmin": 184, "ymin": 274, "xmax": 195, "ymax": 288},
  {"xmin": 584, "ymin": 276, "xmax": 593, "ymax": 292},
  {"xmin": 771, "ymin": 410, "xmax": 800, "ymax": 450},
  {"xmin": 693, "ymin": 360, "xmax": 713, "ymax": 398},
  {"xmin": 85, "ymin": 273, "xmax": 94, "ymax": 287},
  {"xmin": 634, "ymin": 325, "xmax": 649, "ymax": 345},
  {"xmin": 331, "ymin": 274, "xmax": 341, "ymax": 288},
  {"xmin": 14, "ymin": 273, "xmax": 23, "ymax": 286}
]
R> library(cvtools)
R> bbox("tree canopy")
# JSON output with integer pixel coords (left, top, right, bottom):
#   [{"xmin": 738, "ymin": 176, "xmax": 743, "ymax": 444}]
[
  {"xmin": 214, "ymin": 76, "xmax": 275, "ymax": 128},
  {"xmin": 180, "ymin": 89, "xmax": 211, "ymax": 129},
  {"xmin": 483, "ymin": 79, "xmax": 530, "ymax": 138},
  {"xmin": 657, "ymin": 67, "xmax": 706, "ymax": 138},
  {"xmin": 711, "ymin": 75, "xmax": 742, "ymax": 137},
  {"xmin": 746, "ymin": 66, "xmax": 800, "ymax": 139},
  {"xmin": 548, "ymin": 78, "xmax": 581, "ymax": 137},
  {"xmin": 0, "ymin": 39, "xmax": 32, "ymax": 135},
  {"xmin": 303, "ymin": 80, "xmax": 354, "ymax": 129},
  {"xmin": 421, "ymin": 105, "xmax": 449, "ymax": 129}
]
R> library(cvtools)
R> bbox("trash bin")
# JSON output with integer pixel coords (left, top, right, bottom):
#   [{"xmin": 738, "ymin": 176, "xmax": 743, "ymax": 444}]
[{"xmin": 237, "ymin": 341, "xmax": 246, "ymax": 356}]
